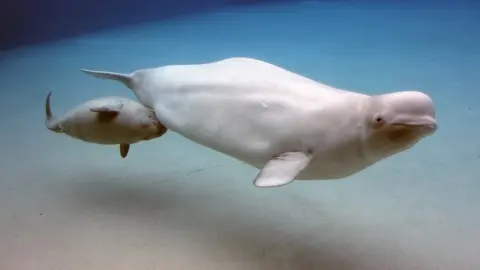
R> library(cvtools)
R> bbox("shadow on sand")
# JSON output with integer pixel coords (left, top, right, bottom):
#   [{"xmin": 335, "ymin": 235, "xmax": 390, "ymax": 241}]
[{"xmin": 64, "ymin": 169, "xmax": 410, "ymax": 270}]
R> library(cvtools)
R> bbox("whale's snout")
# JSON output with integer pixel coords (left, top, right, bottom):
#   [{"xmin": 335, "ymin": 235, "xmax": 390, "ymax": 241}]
[
  {"xmin": 154, "ymin": 120, "xmax": 168, "ymax": 136},
  {"xmin": 421, "ymin": 118, "xmax": 437, "ymax": 135}
]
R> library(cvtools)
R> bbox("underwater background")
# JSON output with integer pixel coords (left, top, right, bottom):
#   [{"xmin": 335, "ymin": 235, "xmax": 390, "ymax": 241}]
[{"xmin": 1, "ymin": 0, "xmax": 479, "ymax": 269}]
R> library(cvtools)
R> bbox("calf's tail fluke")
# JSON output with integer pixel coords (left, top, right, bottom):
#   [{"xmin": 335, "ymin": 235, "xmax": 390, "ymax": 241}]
[
  {"xmin": 44, "ymin": 91, "xmax": 62, "ymax": 133},
  {"xmin": 81, "ymin": 69, "xmax": 134, "ymax": 89}
]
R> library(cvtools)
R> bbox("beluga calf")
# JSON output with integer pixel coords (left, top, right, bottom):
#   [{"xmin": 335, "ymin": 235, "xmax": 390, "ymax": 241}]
[
  {"xmin": 81, "ymin": 57, "xmax": 437, "ymax": 187},
  {"xmin": 44, "ymin": 91, "xmax": 167, "ymax": 158}
]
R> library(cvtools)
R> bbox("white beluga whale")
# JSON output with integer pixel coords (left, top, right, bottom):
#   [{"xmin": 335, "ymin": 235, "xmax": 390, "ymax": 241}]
[
  {"xmin": 45, "ymin": 91, "xmax": 167, "ymax": 158},
  {"xmin": 81, "ymin": 57, "xmax": 437, "ymax": 187}
]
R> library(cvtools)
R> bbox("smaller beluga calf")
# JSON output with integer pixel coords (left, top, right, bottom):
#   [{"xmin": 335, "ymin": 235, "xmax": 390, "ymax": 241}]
[{"xmin": 44, "ymin": 91, "xmax": 167, "ymax": 158}]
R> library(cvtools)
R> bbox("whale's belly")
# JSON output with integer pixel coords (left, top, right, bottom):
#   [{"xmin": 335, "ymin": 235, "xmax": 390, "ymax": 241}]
[{"xmin": 147, "ymin": 58, "xmax": 359, "ymax": 168}]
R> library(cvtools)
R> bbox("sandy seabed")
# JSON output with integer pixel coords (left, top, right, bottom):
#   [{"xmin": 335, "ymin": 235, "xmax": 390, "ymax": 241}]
[{"xmin": 1, "ymin": 2, "xmax": 479, "ymax": 270}]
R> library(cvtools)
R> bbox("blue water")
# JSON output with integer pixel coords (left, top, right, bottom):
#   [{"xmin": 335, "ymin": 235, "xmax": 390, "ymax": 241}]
[{"xmin": 1, "ymin": 1, "xmax": 479, "ymax": 269}]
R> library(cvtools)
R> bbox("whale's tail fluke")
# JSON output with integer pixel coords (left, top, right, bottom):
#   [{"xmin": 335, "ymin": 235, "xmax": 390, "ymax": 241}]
[
  {"xmin": 81, "ymin": 69, "xmax": 134, "ymax": 89},
  {"xmin": 44, "ymin": 91, "xmax": 62, "ymax": 133}
]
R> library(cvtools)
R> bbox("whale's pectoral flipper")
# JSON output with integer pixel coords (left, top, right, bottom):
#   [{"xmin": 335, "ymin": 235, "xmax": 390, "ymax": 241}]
[
  {"xmin": 119, "ymin": 143, "xmax": 130, "ymax": 158},
  {"xmin": 254, "ymin": 151, "xmax": 312, "ymax": 188},
  {"xmin": 89, "ymin": 101, "xmax": 124, "ymax": 122}
]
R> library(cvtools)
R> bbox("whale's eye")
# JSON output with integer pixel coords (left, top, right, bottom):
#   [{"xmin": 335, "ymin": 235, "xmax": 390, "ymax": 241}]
[{"xmin": 372, "ymin": 115, "xmax": 385, "ymax": 128}]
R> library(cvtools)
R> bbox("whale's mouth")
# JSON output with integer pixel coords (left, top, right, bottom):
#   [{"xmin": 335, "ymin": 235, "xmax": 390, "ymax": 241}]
[{"xmin": 392, "ymin": 120, "xmax": 437, "ymax": 134}]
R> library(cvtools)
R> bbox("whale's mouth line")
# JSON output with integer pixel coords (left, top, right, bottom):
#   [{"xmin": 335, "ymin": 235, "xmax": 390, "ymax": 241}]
[{"xmin": 392, "ymin": 122, "xmax": 438, "ymax": 132}]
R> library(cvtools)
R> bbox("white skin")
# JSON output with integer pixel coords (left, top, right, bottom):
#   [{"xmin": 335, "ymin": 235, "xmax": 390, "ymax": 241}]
[
  {"xmin": 45, "ymin": 92, "xmax": 167, "ymax": 145},
  {"xmin": 81, "ymin": 57, "xmax": 437, "ymax": 186}
]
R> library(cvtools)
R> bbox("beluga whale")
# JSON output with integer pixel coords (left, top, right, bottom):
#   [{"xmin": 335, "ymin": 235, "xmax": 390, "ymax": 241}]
[
  {"xmin": 81, "ymin": 57, "xmax": 437, "ymax": 187},
  {"xmin": 44, "ymin": 91, "xmax": 167, "ymax": 158}
]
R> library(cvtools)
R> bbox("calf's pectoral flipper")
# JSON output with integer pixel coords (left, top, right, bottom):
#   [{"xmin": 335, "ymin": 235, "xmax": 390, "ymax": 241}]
[
  {"xmin": 254, "ymin": 151, "xmax": 313, "ymax": 188},
  {"xmin": 119, "ymin": 143, "xmax": 130, "ymax": 158}
]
